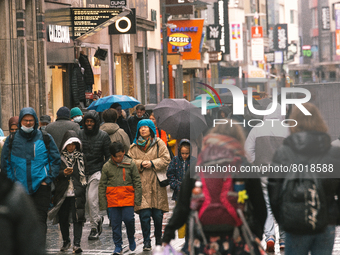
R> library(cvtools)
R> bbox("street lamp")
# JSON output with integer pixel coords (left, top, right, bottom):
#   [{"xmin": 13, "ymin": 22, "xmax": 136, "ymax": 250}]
[{"xmin": 161, "ymin": 0, "xmax": 209, "ymax": 99}]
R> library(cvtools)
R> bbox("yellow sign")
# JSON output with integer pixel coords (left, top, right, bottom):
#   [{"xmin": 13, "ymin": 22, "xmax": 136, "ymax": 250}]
[{"xmin": 167, "ymin": 33, "xmax": 191, "ymax": 47}]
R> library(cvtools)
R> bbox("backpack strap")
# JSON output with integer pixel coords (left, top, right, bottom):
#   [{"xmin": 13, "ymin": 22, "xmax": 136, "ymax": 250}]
[
  {"xmin": 41, "ymin": 130, "xmax": 51, "ymax": 175},
  {"xmin": 7, "ymin": 132, "xmax": 16, "ymax": 162}
]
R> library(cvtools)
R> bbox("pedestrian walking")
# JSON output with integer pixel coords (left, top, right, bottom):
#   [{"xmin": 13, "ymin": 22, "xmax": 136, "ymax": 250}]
[
  {"xmin": 128, "ymin": 104, "xmax": 148, "ymax": 141},
  {"xmin": 45, "ymin": 106, "xmax": 80, "ymax": 149},
  {"xmin": 70, "ymin": 107, "xmax": 84, "ymax": 128},
  {"xmin": 163, "ymin": 124, "xmax": 267, "ymax": 255},
  {"xmin": 128, "ymin": 119, "xmax": 171, "ymax": 251},
  {"xmin": 1, "ymin": 107, "xmax": 61, "ymax": 247},
  {"xmin": 166, "ymin": 139, "xmax": 197, "ymax": 253},
  {"xmin": 268, "ymin": 102, "xmax": 340, "ymax": 255},
  {"xmin": 0, "ymin": 172, "xmax": 45, "ymax": 255},
  {"xmin": 100, "ymin": 108, "xmax": 130, "ymax": 154},
  {"xmin": 244, "ymin": 103, "xmax": 289, "ymax": 252},
  {"xmin": 110, "ymin": 103, "xmax": 133, "ymax": 143},
  {"xmin": 78, "ymin": 110, "xmax": 111, "ymax": 240},
  {"xmin": 39, "ymin": 115, "xmax": 51, "ymax": 131},
  {"xmin": 48, "ymin": 130, "xmax": 87, "ymax": 253},
  {"xmin": 149, "ymin": 112, "xmax": 168, "ymax": 145},
  {"xmin": 8, "ymin": 116, "xmax": 19, "ymax": 134},
  {"xmin": 99, "ymin": 142, "xmax": 142, "ymax": 254}
]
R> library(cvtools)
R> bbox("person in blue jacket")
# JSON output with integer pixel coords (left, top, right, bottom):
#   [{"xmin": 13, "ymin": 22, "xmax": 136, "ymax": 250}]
[{"xmin": 1, "ymin": 107, "xmax": 61, "ymax": 248}]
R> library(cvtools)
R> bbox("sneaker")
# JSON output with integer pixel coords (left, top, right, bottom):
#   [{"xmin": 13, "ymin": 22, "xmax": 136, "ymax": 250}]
[
  {"xmin": 88, "ymin": 228, "xmax": 99, "ymax": 240},
  {"xmin": 279, "ymin": 239, "xmax": 285, "ymax": 250},
  {"xmin": 73, "ymin": 246, "xmax": 83, "ymax": 254},
  {"xmin": 266, "ymin": 237, "xmax": 275, "ymax": 253},
  {"xmin": 143, "ymin": 241, "xmax": 152, "ymax": 251},
  {"xmin": 60, "ymin": 239, "xmax": 71, "ymax": 251},
  {"xmin": 128, "ymin": 237, "xmax": 136, "ymax": 251},
  {"xmin": 113, "ymin": 246, "xmax": 122, "ymax": 254},
  {"xmin": 97, "ymin": 216, "xmax": 104, "ymax": 236},
  {"xmin": 155, "ymin": 236, "xmax": 162, "ymax": 246}
]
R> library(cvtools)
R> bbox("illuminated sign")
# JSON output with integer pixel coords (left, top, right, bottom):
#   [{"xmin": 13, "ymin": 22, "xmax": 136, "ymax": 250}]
[
  {"xmin": 109, "ymin": 9, "xmax": 136, "ymax": 35},
  {"xmin": 71, "ymin": 8, "xmax": 123, "ymax": 38},
  {"xmin": 168, "ymin": 33, "xmax": 191, "ymax": 47},
  {"xmin": 110, "ymin": 0, "xmax": 126, "ymax": 8},
  {"xmin": 47, "ymin": 25, "xmax": 70, "ymax": 43},
  {"xmin": 165, "ymin": 19, "xmax": 204, "ymax": 60}
]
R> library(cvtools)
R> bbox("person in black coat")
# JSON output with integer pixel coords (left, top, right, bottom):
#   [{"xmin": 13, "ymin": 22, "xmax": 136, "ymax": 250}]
[
  {"xmin": 128, "ymin": 104, "xmax": 149, "ymax": 140},
  {"xmin": 110, "ymin": 102, "xmax": 133, "ymax": 143},
  {"xmin": 0, "ymin": 172, "xmax": 45, "ymax": 255},
  {"xmin": 48, "ymin": 130, "xmax": 87, "ymax": 253},
  {"xmin": 163, "ymin": 124, "xmax": 267, "ymax": 254},
  {"xmin": 268, "ymin": 103, "xmax": 340, "ymax": 255},
  {"xmin": 78, "ymin": 110, "xmax": 111, "ymax": 240}
]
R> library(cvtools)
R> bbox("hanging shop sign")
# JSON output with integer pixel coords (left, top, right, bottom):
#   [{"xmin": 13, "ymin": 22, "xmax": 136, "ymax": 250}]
[
  {"xmin": 322, "ymin": 7, "xmax": 330, "ymax": 30},
  {"xmin": 207, "ymin": 25, "xmax": 221, "ymax": 40},
  {"xmin": 109, "ymin": 8, "xmax": 136, "ymax": 34},
  {"xmin": 110, "ymin": 0, "xmax": 127, "ymax": 8},
  {"xmin": 274, "ymin": 24, "xmax": 288, "ymax": 51},
  {"xmin": 230, "ymin": 23, "xmax": 243, "ymax": 61},
  {"xmin": 71, "ymin": 8, "xmax": 128, "ymax": 40},
  {"xmin": 166, "ymin": 19, "xmax": 204, "ymax": 60},
  {"xmin": 47, "ymin": 25, "xmax": 70, "ymax": 43},
  {"xmin": 168, "ymin": 33, "xmax": 192, "ymax": 47},
  {"xmin": 214, "ymin": 0, "xmax": 229, "ymax": 54},
  {"xmin": 251, "ymin": 26, "xmax": 264, "ymax": 61}
]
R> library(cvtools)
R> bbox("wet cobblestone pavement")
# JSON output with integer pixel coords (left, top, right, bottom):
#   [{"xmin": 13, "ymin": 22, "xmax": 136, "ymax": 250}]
[
  {"xmin": 46, "ymin": 188, "xmax": 340, "ymax": 254},
  {"xmin": 46, "ymin": 188, "xmax": 184, "ymax": 255}
]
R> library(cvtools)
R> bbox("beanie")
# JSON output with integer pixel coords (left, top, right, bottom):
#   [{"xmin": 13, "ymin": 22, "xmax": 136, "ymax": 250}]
[
  {"xmin": 70, "ymin": 107, "xmax": 83, "ymax": 119},
  {"xmin": 57, "ymin": 106, "xmax": 70, "ymax": 119}
]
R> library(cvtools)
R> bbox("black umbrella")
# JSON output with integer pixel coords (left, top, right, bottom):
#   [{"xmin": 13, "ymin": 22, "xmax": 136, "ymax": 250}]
[{"xmin": 153, "ymin": 99, "xmax": 207, "ymax": 140}]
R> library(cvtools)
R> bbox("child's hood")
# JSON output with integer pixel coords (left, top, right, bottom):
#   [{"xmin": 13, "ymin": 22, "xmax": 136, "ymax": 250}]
[{"xmin": 177, "ymin": 139, "xmax": 192, "ymax": 161}]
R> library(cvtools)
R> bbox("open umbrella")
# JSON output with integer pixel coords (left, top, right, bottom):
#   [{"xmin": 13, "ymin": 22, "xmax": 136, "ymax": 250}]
[
  {"xmin": 153, "ymin": 98, "xmax": 207, "ymax": 140},
  {"xmin": 208, "ymin": 92, "xmax": 260, "ymax": 106},
  {"xmin": 87, "ymin": 95, "xmax": 140, "ymax": 112},
  {"xmin": 190, "ymin": 95, "xmax": 220, "ymax": 109}
]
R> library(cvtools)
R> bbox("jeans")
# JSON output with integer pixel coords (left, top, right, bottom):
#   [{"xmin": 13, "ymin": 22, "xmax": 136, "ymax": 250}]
[
  {"xmin": 139, "ymin": 208, "xmax": 163, "ymax": 245},
  {"xmin": 285, "ymin": 225, "xmax": 335, "ymax": 255},
  {"xmin": 30, "ymin": 184, "xmax": 51, "ymax": 248},
  {"xmin": 58, "ymin": 197, "xmax": 83, "ymax": 246},
  {"xmin": 86, "ymin": 172, "xmax": 101, "ymax": 228},
  {"xmin": 262, "ymin": 183, "xmax": 285, "ymax": 241},
  {"xmin": 108, "ymin": 207, "xmax": 135, "ymax": 249}
]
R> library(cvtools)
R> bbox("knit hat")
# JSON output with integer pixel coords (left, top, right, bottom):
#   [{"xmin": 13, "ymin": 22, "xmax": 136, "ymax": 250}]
[
  {"xmin": 56, "ymin": 106, "xmax": 70, "ymax": 119},
  {"xmin": 40, "ymin": 115, "xmax": 51, "ymax": 124},
  {"xmin": 70, "ymin": 107, "xmax": 83, "ymax": 119}
]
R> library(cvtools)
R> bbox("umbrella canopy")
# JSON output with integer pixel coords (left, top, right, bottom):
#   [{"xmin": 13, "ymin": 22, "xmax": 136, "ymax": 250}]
[
  {"xmin": 153, "ymin": 98, "xmax": 207, "ymax": 140},
  {"xmin": 87, "ymin": 95, "xmax": 140, "ymax": 112},
  {"xmin": 145, "ymin": 104, "xmax": 157, "ymax": 111},
  {"xmin": 190, "ymin": 94, "xmax": 220, "ymax": 109},
  {"xmin": 208, "ymin": 92, "xmax": 260, "ymax": 106}
]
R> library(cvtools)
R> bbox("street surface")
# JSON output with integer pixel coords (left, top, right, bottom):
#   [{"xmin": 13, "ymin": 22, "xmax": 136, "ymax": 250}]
[{"xmin": 46, "ymin": 188, "xmax": 340, "ymax": 255}]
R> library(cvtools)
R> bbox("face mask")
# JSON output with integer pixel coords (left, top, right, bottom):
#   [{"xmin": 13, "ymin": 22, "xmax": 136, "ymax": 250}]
[
  {"xmin": 21, "ymin": 125, "xmax": 34, "ymax": 133},
  {"xmin": 40, "ymin": 126, "xmax": 46, "ymax": 131},
  {"xmin": 74, "ymin": 116, "xmax": 82, "ymax": 123}
]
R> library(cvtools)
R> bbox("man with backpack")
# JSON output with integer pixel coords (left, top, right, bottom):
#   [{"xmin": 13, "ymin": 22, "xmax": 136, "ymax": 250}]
[{"xmin": 1, "ymin": 107, "xmax": 61, "ymax": 248}]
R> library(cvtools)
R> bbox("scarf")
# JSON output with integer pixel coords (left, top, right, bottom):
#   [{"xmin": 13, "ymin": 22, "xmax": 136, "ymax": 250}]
[
  {"xmin": 62, "ymin": 149, "xmax": 87, "ymax": 186},
  {"xmin": 137, "ymin": 136, "xmax": 155, "ymax": 152}
]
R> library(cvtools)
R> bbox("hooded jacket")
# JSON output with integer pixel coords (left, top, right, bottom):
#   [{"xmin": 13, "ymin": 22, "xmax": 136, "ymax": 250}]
[
  {"xmin": 49, "ymin": 130, "xmax": 87, "ymax": 223},
  {"xmin": 244, "ymin": 103, "xmax": 289, "ymax": 165},
  {"xmin": 268, "ymin": 131, "xmax": 340, "ymax": 226},
  {"xmin": 128, "ymin": 119, "xmax": 171, "ymax": 212},
  {"xmin": 78, "ymin": 110, "xmax": 111, "ymax": 176},
  {"xmin": 99, "ymin": 155, "xmax": 142, "ymax": 210},
  {"xmin": 116, "ymin": 115, "xmax": 133, "ymax": 143},
  {"xmin": 167, "ymin": 139, "xmax": 197, "ymax": 201},
  {"xmin": 100, "ymin": 122, "xmax": 130, "ymax": 153},
  {"xmin": 128, "ymin": 114, "xmax": 149, "ymax": 142},
  {"xmin": 1, "ymin": 107, "xmax": 61, "ymax": 194}
]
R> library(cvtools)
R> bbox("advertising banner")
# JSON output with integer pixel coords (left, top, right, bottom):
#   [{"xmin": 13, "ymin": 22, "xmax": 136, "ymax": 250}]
[
  {"xmin": 166, "ymin": 19, "xmax": 204, "ymax": 60},
  {"xmin": 229, "ymin": 23, "xmax": 243, "ymax": 61}
]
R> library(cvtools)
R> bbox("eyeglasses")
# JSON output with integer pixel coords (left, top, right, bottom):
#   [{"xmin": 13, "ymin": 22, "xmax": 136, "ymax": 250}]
[{"xmin": 22, "ymin": 119, "xmax": 35, "ymax": 123}]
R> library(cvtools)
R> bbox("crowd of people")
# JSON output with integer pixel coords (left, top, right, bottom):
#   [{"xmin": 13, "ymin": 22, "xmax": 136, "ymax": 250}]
[{"xmin": 0, "ymin": 100, "xmax": 339, "ymax": 255}]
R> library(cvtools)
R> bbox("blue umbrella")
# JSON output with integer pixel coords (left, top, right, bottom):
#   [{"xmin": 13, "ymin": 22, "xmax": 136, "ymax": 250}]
[
  {"xmin": 190, "ymin": 94, "xmax": 220, "ymax": 109},
  {"xmin": 87, "ymin": 95, "xmax": 140, "ymax": 112}
]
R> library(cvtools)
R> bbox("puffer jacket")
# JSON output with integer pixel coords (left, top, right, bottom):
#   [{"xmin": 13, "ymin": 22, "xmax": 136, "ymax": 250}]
[
  {"xmin": 71, "ymin": 63, "xmax": 86, "ymax": 104},
  {"xmin": 99, "ymin": 155, "xmax": 142, "ymax": 210},
  {"xmin": 167, "ymin": 139, "xmax": 197, "ymax": 201},
  {"xmin": 51, "ymin": 130, "xmax": 87, "ymax": 223},
  {"xmin": 78, "ymin": 53, "xmax": 94, "ymax": 89},
  {"xmin": 78, "ymin": 110, "xmax": 111, "ymax": 176},
  {"xmin": 1, "ymin": 107, "xmax": 61, "ymax": 194},
  {"xmin": 0, "ymin": 172, "xmax": 45, "ymax": 255},
  {"xmin": 100, "ymin": 122, "xmax": 130, "ymax": 153},
  {"xmin": 268, "ymin": 131, "xmax": 340, "ymax": 226}
]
